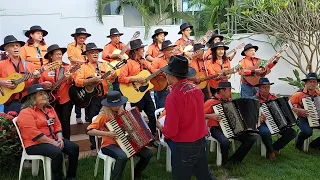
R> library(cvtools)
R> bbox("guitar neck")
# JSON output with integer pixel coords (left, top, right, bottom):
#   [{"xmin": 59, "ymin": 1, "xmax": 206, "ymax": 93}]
[
  {"xmin": 50, "ymin": 76, "xmax": 66, "ymax": 92},
  {"xmin": 14, "ymin": 68, "xmax": 45, "ymax": 84},
  {"xmin": 199, "ymin": 74, "xmax": 220, "ymax": 82},
  {"xmin": 226, "ymin": 49, "xmax": 236, "ymax": 56},
  {"xmin": 119, "ymin": 43, "xmax": 130, "ymax": 55},
  {"xmin": 146, "ymin": 69, "xmax": 162, "ymax": 81}
]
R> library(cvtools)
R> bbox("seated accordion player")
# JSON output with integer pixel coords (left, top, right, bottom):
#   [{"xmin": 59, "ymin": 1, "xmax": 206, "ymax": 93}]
[
  {"xmin": 212, "ymin": 98, "xmax": 260, "ymax": 138},
  {"xmin": 260, "ymin": 97, "xmax": 297, "ymax": 135},
  {"xmin": 302, "ymin": 95, "xmax": 320, "ymax": 128},
  {"xmin": 106, "ymin": 107, "xmax": 154, "ymax": 158}
]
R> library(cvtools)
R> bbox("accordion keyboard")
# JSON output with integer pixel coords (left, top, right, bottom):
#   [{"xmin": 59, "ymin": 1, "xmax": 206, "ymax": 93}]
[
  {"xmin": 261, "ymin": 103, "xmax": 280, "ymax": 134},
  {"xmin": 302, "ymin": 97, "xmax": 320, "ymax": 128},
  {"xmin": 213, "ymin": 104, "xmax": 235, "ymax": 138}
]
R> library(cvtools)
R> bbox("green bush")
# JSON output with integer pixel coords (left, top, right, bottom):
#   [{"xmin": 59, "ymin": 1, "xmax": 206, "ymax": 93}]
[{"xmin": 278, "ymin": 69, "xmax": 305, "ymax": 89}]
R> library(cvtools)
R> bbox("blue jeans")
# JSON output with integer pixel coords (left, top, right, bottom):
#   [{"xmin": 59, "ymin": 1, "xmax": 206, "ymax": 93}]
[
  {"xmin": 75, "ymin": 105, "xmax": 82, "ymax": 118},
  {"xmin": 101, "ymin": 144, "xmax": 153, "ymax": 179},
  {"xmin": 296, "ymin": 117, "xmax": 320, "ymax": 149},
  {"xmin": 4, "ymin": 100, "xmax": 21, "ymax": 113},
  {"xmin": 240, "ymin": 83, "xmax": 258, "ymax": 98},
  {"xmin": 112, "ymin": 77, "xmax": 120, "ymax": 91},
  {"xmin": 0, "ymin": 104, "xmax": 4, "ymax": 113},
  {"xmin": 171, "ymin": 137, "xmax": 214, "ymax": 180},
  {"xmin": 154, "ymin": 89, "xmax": 169, "ymax": 109},
  {"xmin": 259, "ymin": 124, "xmax": 297, "ymax": 153}
]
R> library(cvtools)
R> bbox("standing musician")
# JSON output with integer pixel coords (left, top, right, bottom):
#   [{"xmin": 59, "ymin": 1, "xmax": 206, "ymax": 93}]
[
  {"xmin": 20, "ymin": 25, "xmax": 49, "ymax": 69},
  {"xmin": 175, "ymin": 22, "xmax": 194, "ymax": 59},
  {"xmin": 239, "ymin": 43, "xmax": 280, "ymax": 98},
  {"xmin": 204, "ymin": 34, "xmax": 237, "ymax": 61},
  {"xmin": 40, "ymin": 44, "xmax": 74, "ymax": 140},
  {"xmin": 204, "ymin": 42, "xmax": 231, "ymax": 97},
  {"xmin": 145, "ymin": 28, "xmax": 168, "ymax": 62},
  {"xmin": 156, "ymin": 55, "xmax": 214, "ymax": 180},
  {"xmin": 0, "ymin": 35, "xmax": 41, "ymax": 113},
  {"xmin": 151, "ymin": 40, "xmax": 176, "ymax": 109},
  {"xmin": 290, "ymin": 73, "xmax": 320, "ymax": 150},
  {"xmin": 74, "ymin": 43, "xmax": 117, "ymax": 150},
  {"xmin": 204, "ymin": 81, "xmax": 256, "ymax": 166},
  {"xmin": 67, "ymin": 27, "xmax": 91, "ymax": 124},
  {"xmin": 118, "ymin": 39, "xmax": 158, "ymax": 136},
  {"xmin": 87, "ymin": 91, "xmax": 153, "ymax": 180},
  {"xmin": 255, "ymin": 78, "xmax": 297, "ymax": 159},
  {"xmin": 102, "ymin": 28, "xmax": 128, "ymax": 91}
]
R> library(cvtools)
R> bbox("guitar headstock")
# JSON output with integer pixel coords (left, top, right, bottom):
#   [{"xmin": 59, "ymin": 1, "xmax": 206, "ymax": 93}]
[
  {"xmin": 43, "ymin": 61, "xmax": 62, "ymax": 71},
  {"xmin": 69, "ymin": 63, "xmax": 81, "ymax": 73},
  {"xmin": 205, "ymin": 30, "xmax": 213, "ymax": 37},
  {"xmin": 131, "ymin": 31, "xmax": 140, "ymax": 41},
  {"xmin": 114, "ymin": 59, "xmax": 127, "ymax": 70},
  {"xmin": 236, "ymin": 43, "xmax": 246, "ymax": 50}
]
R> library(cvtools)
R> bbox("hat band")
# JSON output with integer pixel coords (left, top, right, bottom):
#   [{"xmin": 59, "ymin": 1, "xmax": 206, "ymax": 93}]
[{"xmin": 111, "ymin": 99, "xmax": 121, "ymax": 103}]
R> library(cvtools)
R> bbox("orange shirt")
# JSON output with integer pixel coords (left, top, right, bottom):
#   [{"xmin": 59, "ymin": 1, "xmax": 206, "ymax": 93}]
[
  {"xmin": 67, "ymin": 42, "xmax": 86, "ymax": 65},
  {"xmin": 290, "ymin": 88, "xmax": 320, "ymax": 109},
  {"xmin": 74, "ymin": 61, "xmax": 114, "ymax": 96},
  {"xmin": 174, "ymin": 38, "xmax": 194, "ymax": 49},
  {"xmin": 17, "ymin": 106, "xmax": 62, "ymax": 148},
  {"xmin": 20, "ymin": 43, "xmax": 48, "ymax": 69},
  {"xmin": 204, "ymin": 59, "xmax": 231, "ymax": 88},
  {"xmin": 102, "ymin": 42, "xmax": 127, "ymax": 62},
  {"xmin": 190, "ymin": 57, "xmax": 206, "ymax": 73},
  {"xmin": 146, "ymin": 43, "xmax": 160, "ymax": 58},
  {"xmin": 204, "ymin": 49, "xmax": 212, "ymax": 60},
  {"xmin": 118, "ymin": 58, "xmax": 156, "ymax": 84},
  {"xmin": 0, "ymin": 58, "xmax": 37, "ymax": 101},
  {"xmin": 39, "ymin": 64, "xmax": 72, "ymax": 104},
  {"xmin": 255, "ymin": 92, "xmax": 277, "ymax": 103},
  {"xmin": 204, "ymin": 95, "xmax": 232, "ymax": 127},
  {"xmin": 87, "ymin": 113, "xmax": 116, "ymax": 148},
  {"xmin": 152, "ymin": 56, "xmax": 169, "ymax": 70}
]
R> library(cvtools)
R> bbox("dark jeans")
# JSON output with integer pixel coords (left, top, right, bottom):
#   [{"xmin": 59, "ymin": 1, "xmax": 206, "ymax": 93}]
[
  {"xmin": 202, "ymin": 86, "xmax": 210, "ymax": 102},
  {"xmin": 296, "ymin": 117, "xmax": 320, "ymax": 149},
  {"xmin": 171, "ymin": 137, "xmax": 214, "ymax": 180},
  {"xmin": 210, "ymin": 127, "xmax": 256, "ymax": 164},
  {"xmin": 130, "ymin": 92, "xmax": 156, "ymax": 135},
  {"xmin": 101, "ymin": 144, "xmax": 153, "ymax": 180},
  {"xmin": 4, "ymin": 100, "xmax": 21, "ymax": 113},
  {"xmin": 112, "ymin": 77, "xmax": 120, "ymax": 91},
  {"xmin": 75, "ymin": 105, "xmax": 82, "ymax": 119},
  {"xmin": 240, "ymin": 83, "xmax": 258, "ymax": 98},
  {"xmin": 26, "ymin": 139, "xmax": 79, "ymax": 180},
  {"xmin": 54, "ymin": 100, "xmax": 74, "ymax": 140},
  {"xmin": 259, "ymin": 123, "xmax": 297, "ymax": 153},
  {"xmin": 154, "ymin": 89, "xmax": 169, "ymax": 109}
]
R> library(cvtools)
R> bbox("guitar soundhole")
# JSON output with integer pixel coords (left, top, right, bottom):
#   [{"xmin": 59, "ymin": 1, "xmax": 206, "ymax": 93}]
[{"xmin": 139, "ymin": 84, "xmax": 149, "ymax": 92}]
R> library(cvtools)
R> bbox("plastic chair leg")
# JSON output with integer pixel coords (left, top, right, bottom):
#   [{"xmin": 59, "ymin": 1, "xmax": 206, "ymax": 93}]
[
  {"xmin": 18, "ymin": 158, "xmax": 24, "ymax": 180},
  {"xmin": 166, "ymin": 147, "xmax": 172, "ymax": 172},
  {"xmin": 104, "ymin": 159, "xmax": 112, "ymax": 180},
  {"xmin": 209, "ymin": 140, "xmax": 216, "ymax": 152},
  {"xmin": 216, "ymin": 143, "xmax": 222, "ymax": 166},
  {"xmin": 31, "ymin": 159, "xmax": 40, "ymax": 176},
  {"xmin": 45, "ymin": 157, "xmax": 52, "ymax": 180},
  {"xmin": 130, "ymin": 157, "xmax": 135, "ymax": 180},
  {"xmin": 231, "ymin": 140, "xmax": 236, "ymax": 153},
  {"xmin": 62, "ymin": 156, "xmax": 67, "ymax": 178},
  {"xmin": 94, "ymin": 156, "xmax": 100, "ymax": 177},
  {"xmin": 157, "ymin": 144, "xmax": 162, "ymax": 160},
  {"xmin": 261, "ymin": 141, "xmax": 267, "ymax": 157}
]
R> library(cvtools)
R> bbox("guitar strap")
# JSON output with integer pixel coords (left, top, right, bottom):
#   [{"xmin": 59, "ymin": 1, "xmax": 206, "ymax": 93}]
[
  {"xmin": 55, "ymin": 67, "xmax": 65, "ymax": 89},
  {"xmin": 96, "ymin": 62, "xmax": 105, "ymax": 96},
  {"xmin": 36, "ymin": 47, "xmax": 44, "ymax": 66},
  {"xmin": 22, "ymin": 59, "xmax": 28, "ymax": 73}
]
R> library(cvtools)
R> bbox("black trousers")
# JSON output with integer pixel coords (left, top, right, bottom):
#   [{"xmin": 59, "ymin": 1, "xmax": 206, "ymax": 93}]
[
  {"xmin": 202, "ymin": 86, "xmax": 210, "ymax": 102},
  {"xmin": 54, "ymin": 101, "xmax": 74, "ymax": 140},
  {"xmin": 26, "ymin": 139, "xmax": 79, "ymax": 180},
  {"xmin": 130, "ymin": 91, "xmax": 156, "ymax": 135}
]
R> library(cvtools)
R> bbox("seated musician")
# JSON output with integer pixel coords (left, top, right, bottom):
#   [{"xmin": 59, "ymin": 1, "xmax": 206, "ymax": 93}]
[
  {"xmin": 204, "ymin": 81, "xmax": 256, "ymax": 166},
  {"xmin": 204, "ymin": 42, "xmax": 231, "ymax": 97},
  {"xmin": 87, "ymin": 91, "xmax": 152, "ymax": 180},
  {"xmin": 17, "ymin": 84, "xmax": 79, "ymax": 180},
  {"xmin": 74, "ymin": 43, "xmax": 116, "ymax": 149},
  {"xmin": 146, "ymin": 28, "xmax": 168, "ymax": 62},
  {"xmin": 175, "ymin": 22, "xmax": 194, "ymax": 59},
  {"xmin": 290, "ymin": 73, "xmax": 320, "ymax": 150},
  {"xmin": 239, "ymin": 43, "xmax": 280, "ymax": 98},
  {"xmin": 40, "ymin": 44, "xmax": 74, "ymax": 140},
  {"xmin": 255, "ymin": 78, "xmax": 297, "ymax": 159},
  {"xmin": 151, "ymin": 40, "xmax": 175, "ymax": 109},
  {"xmin": 0, "ymin": 35, "xmax": 41, "ymax": 113}
]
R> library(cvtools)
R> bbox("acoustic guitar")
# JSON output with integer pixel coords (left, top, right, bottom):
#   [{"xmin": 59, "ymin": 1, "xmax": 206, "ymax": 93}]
[
  {"xmin": 69, "ymin": 59, "xmax": 127, "ymax": 108},
  {"xmin": 0, "ymin": 61, "xmax": 62, "ymax": 104},
  {"xmin": 49, "ymin": 63, "xmax": 81, "ymax": 103},
  {"xmin": 120, "ymin": 69, "xmax": 163, "ymax": 103}
]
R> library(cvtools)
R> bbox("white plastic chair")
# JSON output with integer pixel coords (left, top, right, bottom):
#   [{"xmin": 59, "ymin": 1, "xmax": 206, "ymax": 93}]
[
  {"xmin": 92, "ymin": 115, "xmax": 135, "ymax": 180},
  {"xmin": 302, "ymin": 129, "xmax": 320, "ymax": 152}
]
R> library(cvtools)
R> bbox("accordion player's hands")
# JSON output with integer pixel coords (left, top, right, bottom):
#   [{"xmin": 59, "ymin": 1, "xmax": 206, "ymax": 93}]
[
  {"xmin": 107, "ymin": 131, "xmax": 119, "ymax": 139},
  {"xmin": 260, "ymin": 113, "xmax": 266, "ymax": 123},
  {"xmin": 205, "ymin": 113, "xmax": 222, "ymax": 121},
  {"xmin": 292, "ymin": 107, "xmax": 308, "ymax": 117}
]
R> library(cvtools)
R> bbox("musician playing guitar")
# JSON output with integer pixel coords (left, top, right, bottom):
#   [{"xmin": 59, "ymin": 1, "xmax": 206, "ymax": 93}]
[
  {"xmin": 290, "ymin": 73, "xmax": 320, "ymax": 151},
  {"xmin": 255, "ymin": 78, "xmax": 297, "ymax": 160},
  {"xmin": 151, "ymin": 40, "xmax": 175, "ymax": 109},
  {"xmin": 146, "ymin": 28, "xmax": 168, "ymax": 62},
  {"xmin": 175, "ymin": 22, "xmax": 194, "ymax": 59},
  {"xmin": 0, "ymin": 35, "xmax": 42, "ymax": 113},
  {"xmin": 87, "ymin": 91, "xmax": 153, "ymax": 180},
  {"xmin": 204, "ymin": 81, "xmax": 256, "ymax": 166},
  {"xmin": 204, "ymin": 34, "xmax": 237, "ymax": 61},
  {"xmin": 118, "ymin": 39, "xmax": 157, "ymax": 137},
  {"xmin": 74, "ymin": 43, "xmax": 117, "ymax": 150}
]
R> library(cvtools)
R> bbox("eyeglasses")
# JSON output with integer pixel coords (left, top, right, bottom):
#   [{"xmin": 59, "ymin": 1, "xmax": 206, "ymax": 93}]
[{"xmin": 53, "ymin": 53, "xmax": 63, "ymax": 56}]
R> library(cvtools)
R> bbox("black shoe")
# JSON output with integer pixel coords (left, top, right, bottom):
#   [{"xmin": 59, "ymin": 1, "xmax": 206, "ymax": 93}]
[{"xmin": 295, "ymin": 138, "xmax": 303, "ymax": 151}]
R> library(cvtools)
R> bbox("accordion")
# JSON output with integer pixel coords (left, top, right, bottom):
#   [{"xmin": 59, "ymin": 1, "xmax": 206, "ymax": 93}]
[
  {"xmin": 302, "ymin": 96, "xmax": 320, "ymax": 128},
  {"xmin": 213, "ymin": 98, "xmax": 260, "ymax": 138},
  {"xmin": 261, "ymin": 97, "xmax": 297, "ymax": 135},
  {"xmin": 106, "ymin": 107, "xmax": 154, "ymax": 158}
]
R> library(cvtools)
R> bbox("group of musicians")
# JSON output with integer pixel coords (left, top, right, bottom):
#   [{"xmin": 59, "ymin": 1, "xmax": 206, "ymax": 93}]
[{"xmin": 1, "ymin": 23, "xmax": 320, "ymax": 180}]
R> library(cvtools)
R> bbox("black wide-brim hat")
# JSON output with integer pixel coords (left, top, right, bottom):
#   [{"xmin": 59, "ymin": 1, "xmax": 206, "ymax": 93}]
[
  {"xmin": 178, "ymin": 23, "xmax": 193, "ymax": 34},
  {"xmin": 0, "ymin": 35, "xmax": 25, "ymax": 51},
  {"xmin": 241, "ymin": 43, "xmax": 258, "ymax": 56},
  {"xmin": 161, "ymin": 55, "xmax": 196, "ymax": 78},
  {"xmin": 160, "ymin": 40, "xmax": 176, "ymax": 51},
  {"xmin": 152, "ymin": 28, "xmax": 168, "ymax": 39},
  {"xmin": 208, "ymin": 34, "xmax": 224, "ymax": 45},
  {"xmin": 211, "ymin": 42, "xmax": 229, "ymax": 51},
  {"xmin": 255, "ymin": 77, "xmax": 274, "ymax": 87},
  {"xmin": 81, "ymin": 43, "xmax": 103, "ymax": 55},
  {"xmin": 25, "ymin": 25, "xmax": 48, "ymax": 37},
  {"xmin": 21, "ymin": 84, "xmax": 50, "ymax": 103},
  {"xmin": 193, "ymin": 43, "xmax": 205, "ymax": 52},
  {"xmin": 44, "ymin": 44, "xmax": 67, "ymax": 59},
  {"xmin": 130, "ymin": 39, "xmax": 147, "ymax": 50},
  {"xmin": 107, "ymin": 28, "xmax": 124, "ymax": 38},
  {"xmin": 101, "ymin": 91, "xmax": 128, "ymax": 107},
  {"xmin": 71, "ymin": 28, "xmax": 91, "ymax": 37},
  {"xmin": 302, "ymin": 73, "xmax": 320, "ymax": 82},
  {"xmin": 217, "ymin": 81, "xmax": 232, "ymax": 89}
]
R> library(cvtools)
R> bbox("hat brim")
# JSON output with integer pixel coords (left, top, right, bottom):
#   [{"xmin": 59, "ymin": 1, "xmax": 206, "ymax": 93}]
[
  {"xmin": 0, "ymin": 41, "xmax": 25, "ymax": 51},
  {"xmin": 25, "ymin": 30, "xmax": 48, "ymax": 37},
  {"xmin": 152, "ymin": 31, "xmax": 168, "ymax": 39},
  {"xmin": 178, "ymin": 25, "xmax": 193, "ymax": 34},
  {"xmin": 160, "ymin": 44, "xmax": 177, "ymax": 51},
  {"xmin": 107, "ymin": 33, "xmax": 124, "ymax": 38},
  {"xmin": 44, "ymin": 48, "xmax": 67, "ymax": 59},
  {"xmin": 161, "ymin": 65, "xmax": 196, "ymax": 78},
  {"xmin": 241, "ymin": 46, "xmax": 258, "ymax": 56},
  {"xmin": 20, "ymin": 89, "xmax": 50, "ymax": 103},
  {"xmin": 302, "ymin": 78, "xmax": 320, "ymax": 82},
  {"xmin": 101, "ymin": 96, "xmax": 128, "ymax": 107},
  {"xmin": 212, "ymin": 45, "xmax": 229, "ymax": 51},
  {"xmin": 255, "ymin": 82, "xmax": 274, "ymax": 87},
  {"xmin": 208, "ymin": 35, "xmax": 224, "ymax": 45},
  {"xmin": 81, "ymin": 48, "xmax": 103, "ymax": 55},
  {"xmin": 71, "ymin": 33, "xmax": 92, "ymax": 37},
  {"xmin": 131, "ymin": 44, "xmax": 147, "ymax": 50}
]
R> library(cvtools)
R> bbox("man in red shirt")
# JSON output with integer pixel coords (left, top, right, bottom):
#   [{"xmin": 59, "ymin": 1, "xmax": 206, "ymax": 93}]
[{"xmin": 156, "ymin": 55, "xmax": 213, "ymax": 180}]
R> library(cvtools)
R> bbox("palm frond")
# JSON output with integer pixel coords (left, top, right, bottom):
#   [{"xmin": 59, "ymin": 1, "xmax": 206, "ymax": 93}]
[{"xmin": 95, "ymin": 0, "xmax": 119, "ymax": 24}]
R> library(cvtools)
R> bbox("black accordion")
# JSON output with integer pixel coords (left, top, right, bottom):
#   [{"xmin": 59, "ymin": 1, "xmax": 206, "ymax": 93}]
[
  {"xmin": 261, "ymin": 97, "xmax": 297, "ymax": 134},
  {"xmin": 212, "ymin": 98, "xmax": 260, "ymax": 138},
  {"xmin": 302, "ymin": 96, "xmax": 320, "ymax": 128}
]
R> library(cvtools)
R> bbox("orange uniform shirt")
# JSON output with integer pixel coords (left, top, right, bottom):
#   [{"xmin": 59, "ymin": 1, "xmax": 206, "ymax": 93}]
[
  {"xmin": 152, "ymin": 56, "xmax": 169, "ymax": 70},
  {"xmin": 290, "ymin": 88, "xmax": 320, "ymax": 109},
  {"xmin": 255, "ymin": 92, "xmax": 277, "ymax": 103},
  {"xmin": 118, "ymin": 58, "xmax": 156, "ymax": 84},
  {"xmin": 204, "ymin": 97, "xmax": 221, "ymax": 127},
  {"xmin": 146, "ymin": 43, "xmax": 160, "ymax": 58},
  {"xmin": 17, "ymin": 106, "xmax": 62, "ymax": 148},
  {"xmin": 174, "ymin": 38, "xmax": 194, "ymax": 49},
  {"xmin": 204, "ymin": 49, "xmax": 212, "ymax": 60},
  {"xmin": 0, "ymin": 58, "xmax": 37, "ymax": 101},
  {"xmin": 204, "ymin": 59, "xmax": 231, "ymax": 88},
  {"xmin": 102, "ymin": 42, "xmax": 127, "ymax": 62},
  {"xmin": 67, "ymin": 42, "xmax": 86, "ymax": 65},
  {"xmin": 20, "ymin": 43, "xmax": 48, "ymax": 69},
  {"xmin": 190, "ymin": 57, "xmax": 206, "ymax": 73},
  {"xmin": 87, "ymin": 113, "xmax": 116, "ymax": 148},
  {"xmin": 74, "ymin": 61, "xmax": 113, "ymax": 96}
]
